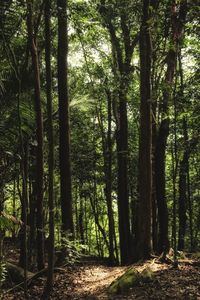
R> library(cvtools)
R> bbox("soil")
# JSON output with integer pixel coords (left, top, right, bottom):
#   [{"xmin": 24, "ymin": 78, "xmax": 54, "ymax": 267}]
[{"xmin": 1, "ymin": 257, "xmax": 200, "ymax": 300}]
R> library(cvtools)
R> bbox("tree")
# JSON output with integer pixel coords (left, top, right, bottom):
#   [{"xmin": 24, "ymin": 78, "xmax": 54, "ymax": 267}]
[
  {"xmin": 136, "ymin": 0, "xmax": 152, "ymax": 260},
  {"xmin": 155, "ymin": 0, "xmax": 187, "ymax": 255},
  {"xmin": 44, "ymin": 0, "xmax": 55, "ymax": 296},
  {"xmin": 98, "ymin": 0, "xmax": 139, "ymax": 264},
  {"xmin": 26, "ymin": 0, "xmax": 45, "ymax": 270},
  {"xmin": 57, "ymin": 0, "xmax": 74, "ymax": 239}
]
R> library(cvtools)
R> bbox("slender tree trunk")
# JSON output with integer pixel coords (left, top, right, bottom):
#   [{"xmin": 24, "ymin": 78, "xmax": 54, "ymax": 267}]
[
  {"xmin": 79, "ymin": 195, "xmax": 85, "ymax": 245},
  {"xmin": 136, "ymin": 0, "xmax": 152, "ymax": 260},
  {"xmin": 84, "ymin": 196, "xmax": 89, "ymax": 247},
  {"xmin": 151, "ymin": 82, "xmax": 158, "ymax": 253},
  {"xmin": 17, "ymin": 76, "xmax": 28, "ymax": 296},
  {"xmin": 178, "ymin": 151, "xmax": 187, "ymax": 250},
  {"xmin": 171, "ymin": 143, "xmax": 178, "ymax": 265},
  {"xmin": 12, "ymin": 178, "xmax": 16, "ymax": 239},
  {"xmin": 177, "ymin": 134, "xmax": 193, "ymax": 251},
  {"xmin": 57, "ymin": 0, "xmax": 74, "ymax": 237},
  {"xmin": 28, "ymin": 168, "xmax": 37, "ymax": 265},
  {"xmin": 89, "ymin": 185, "xmax": 110, "ymax": 252},
  {"xmin": 171, "ymin": 79, "xmax": 179, "ymax": 265},
  {"xmin": 19, "ymin": 144, "xmax": 28, "ymax": 270},
  {"xmin": 105, "ymin": 89, "xmax": 115, "ymax": 264},
  {"xmin": 44, "ymin": 0, "xmax": 55, "ymax": 296},
  {"xmin": 98, "ymin": 88, "xmax": 115, "ymax": 264},
  {"xmin": 98, "ymin": 2, "xmax": 137, "ymax": 264},
  {"xmin": 187, "ymin": 153, "xmax": 193, "ymax": 251},
  {"xmin": 27, "ymin": 0, "xmax": 44, "ymax": 270}
]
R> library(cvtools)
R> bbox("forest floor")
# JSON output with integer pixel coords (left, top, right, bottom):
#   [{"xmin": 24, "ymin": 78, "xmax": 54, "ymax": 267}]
[{"xmin": 1, "ymin": 248, "xmax": 200, "ymax": 299}]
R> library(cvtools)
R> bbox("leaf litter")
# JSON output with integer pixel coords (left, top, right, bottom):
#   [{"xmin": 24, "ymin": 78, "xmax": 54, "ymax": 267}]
[{"xmin": 1, "ymin": 258, "xmax": 200, "ymax": 299}]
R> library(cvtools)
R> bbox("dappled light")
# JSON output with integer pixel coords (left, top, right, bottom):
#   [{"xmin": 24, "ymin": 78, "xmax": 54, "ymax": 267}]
[{"xmin": 0, "ymin": 0, "xmax": 199, "ymax": 299}]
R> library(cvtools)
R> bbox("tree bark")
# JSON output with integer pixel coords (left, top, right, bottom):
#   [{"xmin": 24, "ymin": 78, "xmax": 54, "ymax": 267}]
[
  {"xmin": 27, "ymin": 0, "xmax": 45, "ymax": 270},
  {"xmin": 155, "ymin": 0, "xmax": 187, "ymax": 255},
  {"xmin": 19, "ymin": 144, "xmax": 28, "ymax": 270},
  {"xmin": 98, "ymin": 1, "xmax": 138, "ymax": 264},
  {"xmin": 98, "ymin": 88, "xmax": 115, "ymax": 264},
  {"xmin": 136, "ymin": 0, "xmax": 152, "ymax": 260},
  {"xmin": 44, "ymin": 0, "xmax": 55, "ymax": 296},
  {"xmin": 155, "ymin": 119, "xmax": 170, "ymax": 254},
  {"xmin": 178, "ymin": 152, "xmax": 187, "ymax": 250},
  {"xmin": 57, "ymin": 0, "xmax": 74, "ymax": 236},
  {"xmin": 105, "ymin": 89, "xmax": 115, "ymax": 265},
  {"xmin": 116, "ymin": 88, "xmax": 131, "ymax": 264}
]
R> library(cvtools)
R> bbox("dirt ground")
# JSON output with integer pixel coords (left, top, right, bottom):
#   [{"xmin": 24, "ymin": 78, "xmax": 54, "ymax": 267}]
[{"xmin": 2, "ymin": 257, "xmax": 200, "ymax": 299}]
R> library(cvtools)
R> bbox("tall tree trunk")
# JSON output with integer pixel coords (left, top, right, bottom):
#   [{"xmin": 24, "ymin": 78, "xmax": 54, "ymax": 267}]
[
  {"xmin": 12, "ymin": 178, "xmax": 16, "ymax": 239},
  {"xmin": 155, "ymin": 119, "xmax": 170, "ymax": 254},
  {"xmin": 152, "ymin": 112, "xmax": 158, "ymax": 253},
  {"xmin": 178, "ymin": 151, "xmax": 187, "ymax": 250},
  {"xmin": 27, "ymin": 0, "xmax": 44, "ymax": 270},
  {"xmin": 90, "ymin": 172, "xmax": 110, "ymax": 252},
  {"xmin": 17, "ymin": 75, "xmax": 28, "ymax": 296},
  {"xmin": 98, "ymin": 1, "xmax": 138, "ymax": 264},
  {"xmin": 28, "ymin": 176, "xmax": 36, "ymax": 265},
  {"xmin": 57, "ymin": 0, "xmax": 74, "ymax": 237},
  {"xmin": 44, "ymin": 0, "xmax": 55, "ymax": 296},
  {"xmin": 116, "ymin": 87, "xmax": 131, "ymax": 265},
  {"xmin": 79, "ymin": 195, "xmax": 85, "ymax": 245},
  {"xmin": 187, "ymin": 147, "xmax": 193, "ymax": 251},
  {"xmin": 98, "ymin": 88, "xmax": 115, "ymax": 264},
  {"xmin": 155, "ymin": 0, "xmax": 187, "ymax": 255},
  {"xmin": 105, "ymin": 89, "xmax": 115, "ymax": 265},
  {"xmin": 19, "ymin": 143, "xmax": 28, "ymax": 270},
  {"xmin": 136, "ymin": 0, "xmax": 152, "ymax": 260}
]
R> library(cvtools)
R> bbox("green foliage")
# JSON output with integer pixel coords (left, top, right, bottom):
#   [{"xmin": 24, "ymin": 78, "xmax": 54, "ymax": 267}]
[
  {"xmin": 0, "ymin": 213, "xmax": 14, "ymax": 232},
  {"xmin": 55, "ymin": 237, "xmax": 87, "ymax": 265}
]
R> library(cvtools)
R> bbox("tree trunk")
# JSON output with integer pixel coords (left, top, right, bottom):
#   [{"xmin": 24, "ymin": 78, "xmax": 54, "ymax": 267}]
[
  {"xmin": 44, "ymin": 0, "xmax": 55, "ymax": 296},
  {"xmin": 116, "ymin": 88, "xmax": 131, "ymax": 265},
  {"xmin": 28, "ymin": 166, "xmax": 37, "ymax": 265},
  {"xmin": 19, "ymin": 144, "xmax": 28, "ymax": 270},
  {"xmin": 155, "ymin": 0, "xmax": 187, "ymax": 255},
  {"xmin": 187, "ymin": 148, "xmax": 193, "ymax": 251},
  {"xmin": 79, "ymin": 195, "xmax": 85, "ymax": 245},
  {"xmin": 89, "ymin": 180, "xmax": 110, "ymax": 252},
  {"xmin": 98, "ymin": 1, "xmax": 137, "ymax": 265},
  {"xmin": 57, "ymin": 0, "xmax": 74, "ymax": 237},
  {"xmin": 136, "ymin": 0, "xmax": 152, "ymax": 260},
  {"xmin": 27, "ymin": 0, "xmax": 44, "ymax": 270},
  {"xmin": 98, "ymin": 88, "xmax": 115, "ymax": 264},
  {"xmin": 155, "ymin": 119, "xmax": 170, "ymax": 254},
  {"xmin": 178, "ymin": 152, "xmax": 187, "ymax": 250},
  {"xmin": 105, "ymin": 89, "xmax": 115, "ymax": 265}
]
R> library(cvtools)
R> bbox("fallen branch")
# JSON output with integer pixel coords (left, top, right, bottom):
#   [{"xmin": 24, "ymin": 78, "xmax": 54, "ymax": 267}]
[{"xmin": 4, "ymin": 266, "xmax": 63, "ymax": 294}]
